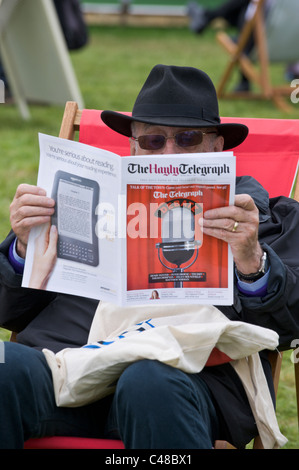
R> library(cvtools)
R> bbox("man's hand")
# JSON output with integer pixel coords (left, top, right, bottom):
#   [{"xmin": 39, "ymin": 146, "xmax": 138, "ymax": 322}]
[
  {"xmin": 10, "ymin": 184, "xmax": 55, "ymax": 258},
  {"xmin": 202, "ymin": 194, "xmax": 264, "ymax": 275}
]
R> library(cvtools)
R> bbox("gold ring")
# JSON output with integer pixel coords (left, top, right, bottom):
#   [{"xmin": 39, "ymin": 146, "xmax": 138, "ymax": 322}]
[{"xmin": 232, "ymin": 221, "xmax": 239, "ymax": 232}]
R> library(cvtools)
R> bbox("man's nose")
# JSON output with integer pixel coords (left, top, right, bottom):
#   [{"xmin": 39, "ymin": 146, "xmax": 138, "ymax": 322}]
[{"xmin": 160, "ymin": 136, "xmax": 178, "ymax": 154}]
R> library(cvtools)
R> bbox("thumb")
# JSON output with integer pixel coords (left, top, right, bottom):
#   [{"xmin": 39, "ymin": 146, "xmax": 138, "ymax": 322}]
[{"xmin": 47, "ymin": 225, "xmax": 58, "ymax": 255}]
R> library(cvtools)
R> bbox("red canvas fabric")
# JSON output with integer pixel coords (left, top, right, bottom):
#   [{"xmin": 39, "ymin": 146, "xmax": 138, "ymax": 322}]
[
  {"xmin": 79, "ymin": 110, "xmax": 299, "ymax": 198},
  {"xmin": 24, "ymin": 436, "xmax": 124, "ymax": 449},
  {"xmin": 221, "ymin": 117, "xmax": 299, "ymax": 198},
  {"xmin": 79, "ymin": 109, "xmax": 130, "ymax": 156}
]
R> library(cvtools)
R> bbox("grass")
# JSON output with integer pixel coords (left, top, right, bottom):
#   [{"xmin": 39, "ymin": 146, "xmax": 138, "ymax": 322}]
[
  {"xmin": 0, "ymin": 23, "xmax": 298, "ymax": 448},
  {"xmin": 275, "ymin": 351, "xmax": 298, "ymax": 449}
]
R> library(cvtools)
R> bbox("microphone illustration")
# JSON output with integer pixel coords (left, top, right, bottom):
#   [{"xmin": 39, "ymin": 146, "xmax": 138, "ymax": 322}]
[{"xmin": 156, "ymin": 203, "xmax": 202, "ymax": 288}]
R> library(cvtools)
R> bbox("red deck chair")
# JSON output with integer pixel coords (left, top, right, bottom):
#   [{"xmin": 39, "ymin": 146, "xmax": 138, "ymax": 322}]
[{"xmin": 24, "ymin": 101, "xmax": 299, "ymax": 449}]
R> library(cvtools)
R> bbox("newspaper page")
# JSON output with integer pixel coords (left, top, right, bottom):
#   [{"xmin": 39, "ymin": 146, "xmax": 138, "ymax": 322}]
[
  {"xmin": 22, "ymin": 134, "xmax": 122, "ymax": 304},
  {"xmin": 22, "ymin": 133, "xmax": 236, "ymax": 306}
]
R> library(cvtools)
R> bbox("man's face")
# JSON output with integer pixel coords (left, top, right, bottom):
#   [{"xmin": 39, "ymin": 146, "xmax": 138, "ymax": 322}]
[{"xmin": 130, "ymin": 122, "xmax": 225, "ymax": 156}]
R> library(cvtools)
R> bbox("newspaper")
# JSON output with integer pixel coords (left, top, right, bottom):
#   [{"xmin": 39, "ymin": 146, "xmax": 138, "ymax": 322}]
[{"xmin": 22, "ymin": 133, "xmax": 236, "ymax": 306}]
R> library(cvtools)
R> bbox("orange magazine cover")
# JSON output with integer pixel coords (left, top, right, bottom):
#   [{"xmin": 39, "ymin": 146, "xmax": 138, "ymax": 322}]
[{"xmin": 127, "ymin": 183, "xmax": 230, "ymax": 292}]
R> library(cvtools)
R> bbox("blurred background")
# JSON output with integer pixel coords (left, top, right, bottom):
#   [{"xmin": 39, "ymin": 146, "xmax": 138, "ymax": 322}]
[{"xmin": 0, "ymin": 0, "xmax": 298, "ymax": 448}]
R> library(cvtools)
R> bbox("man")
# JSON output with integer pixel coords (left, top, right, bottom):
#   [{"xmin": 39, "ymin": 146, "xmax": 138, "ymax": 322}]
[
  {"xmin": 187, "ymin": 0, "xmax": 250, "ymax": 35},
  {"xmin": 1, "ymin": 64, "xmax": 299, "ymax": 449}
]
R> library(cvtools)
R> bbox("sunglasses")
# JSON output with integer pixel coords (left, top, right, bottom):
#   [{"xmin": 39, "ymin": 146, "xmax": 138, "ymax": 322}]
[{"xmin": 131, "ymin": 130, "xmax": 218, "ymax": 151}]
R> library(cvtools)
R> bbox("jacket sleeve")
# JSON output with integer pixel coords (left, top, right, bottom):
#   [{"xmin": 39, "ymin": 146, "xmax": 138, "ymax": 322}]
[
  {"xmin": 237, "ymin": 196, "xmax": 299, "ymax": 350},
  {"xmin": 0, "ymin": 231, "xmax": 56, "ymax": 333}
]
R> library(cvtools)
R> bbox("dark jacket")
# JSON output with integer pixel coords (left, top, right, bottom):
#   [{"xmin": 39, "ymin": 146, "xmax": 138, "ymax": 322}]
[{"xmin": 1, "ymin": 176, "xmax": 299, "ymax": 447}]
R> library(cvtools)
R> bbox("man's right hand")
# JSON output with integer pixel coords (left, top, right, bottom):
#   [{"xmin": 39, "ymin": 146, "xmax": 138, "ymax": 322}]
[{"xmin": 10, "ymin": 184, "xmax": 55, "ymax": 259}]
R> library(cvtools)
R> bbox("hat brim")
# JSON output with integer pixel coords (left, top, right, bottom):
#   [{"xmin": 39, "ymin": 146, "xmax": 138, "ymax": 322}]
[{"xmin": 101, "ymin": 110, "xmax": 248, "ymax": 151}]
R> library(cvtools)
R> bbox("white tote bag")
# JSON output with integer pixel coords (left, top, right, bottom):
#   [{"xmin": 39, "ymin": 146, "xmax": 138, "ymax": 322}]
[{"xmin": 43, "ymin": 302, "xmax": 286, "ymax": 448}]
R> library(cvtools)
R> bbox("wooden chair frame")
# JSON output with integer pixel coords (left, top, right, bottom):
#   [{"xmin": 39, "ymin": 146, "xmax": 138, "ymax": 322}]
[
  {"xmin": 216, "ymin": 0, "xmax": 294, "ymax": 112},
  {"xmin": 56, "ymin": 101, "xmax": 299, "ymax": 449}
]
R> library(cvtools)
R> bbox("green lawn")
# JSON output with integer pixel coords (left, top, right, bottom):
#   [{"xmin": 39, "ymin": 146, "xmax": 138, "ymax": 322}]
[{"xmin": 0, "ymin": 23, "xmax": 298, "ymax": 448}]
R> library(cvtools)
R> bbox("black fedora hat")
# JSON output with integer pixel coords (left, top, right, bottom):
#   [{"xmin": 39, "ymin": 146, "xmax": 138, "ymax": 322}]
[{"xmin": 101, "ymin": 64, "xmax": 248, "ymax": 150}]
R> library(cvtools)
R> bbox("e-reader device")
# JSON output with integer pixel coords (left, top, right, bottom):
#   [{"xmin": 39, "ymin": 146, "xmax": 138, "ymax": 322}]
[{"xmin": 51, "ymin": 170, "xmax": 100, "ymax": 266}]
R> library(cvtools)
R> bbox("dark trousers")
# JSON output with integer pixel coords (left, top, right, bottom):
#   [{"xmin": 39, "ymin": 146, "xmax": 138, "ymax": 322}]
[{"xmin": 0, "ymin": 342, "xmax": 220, "ymax": 449}]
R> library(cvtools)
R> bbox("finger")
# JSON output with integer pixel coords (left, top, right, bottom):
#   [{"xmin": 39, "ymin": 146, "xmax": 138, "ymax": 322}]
[
  {"xmin": 204, "ymin": 195, "xmax": 257, "ymax": 223},
  {"xmin": 201, "ymin": 225, "xmax": 241, "ymax": 243},
  {"xmin": 203, "ymin": 215, "xmax": 258, "ymax": 238},
  {"xmin": 14, "ymin": 184, "xmax": 47, "ymax": 199},
  {"xmin": 234, "ymin": 194, "xmax": 257, "ymax": 211},
  {"xmin": 11, "ymin": 193, "xmax": 55, "ymax": 212},
  {"xmin": 10, "ymin": 193, "xmax": 55, "ymax": 229},
  {"xmin": 203, "ymin": 217, "xmax": 240, "ymax": 232},
  {"xmin": 11, "ymin": 210, "xmax": 54, "ymax": 249},
  {"xmin": 12, "ymin": 204, "xmax": 55, "ymax": 222},
  {"xmin": 11, "ymin": 208, "xmax": 55, "ymax": 236},
  {"xmin": 11, "ymin": 185, "xmax": 54, "ymax": 220}
]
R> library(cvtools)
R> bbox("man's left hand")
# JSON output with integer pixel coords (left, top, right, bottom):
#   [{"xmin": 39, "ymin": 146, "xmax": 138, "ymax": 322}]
[{"xmin": 202, "ymin": 194, "xmax": 264, "ymax": 275}]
